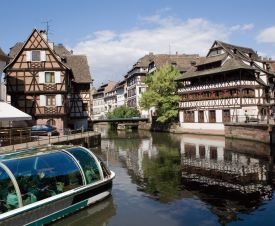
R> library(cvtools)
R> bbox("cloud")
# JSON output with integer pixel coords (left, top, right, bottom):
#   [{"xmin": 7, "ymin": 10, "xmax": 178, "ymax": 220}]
[
  {"xmin": 230, "ymin": 23, "xmax": 254, "ymax": 31},
  {"xmin": 72, "ymin": 15, "xmax": 230, "ymax": 87},
  {"xmin": 257, "ymin": 26, "xmax": 275, "ymax": 44}
]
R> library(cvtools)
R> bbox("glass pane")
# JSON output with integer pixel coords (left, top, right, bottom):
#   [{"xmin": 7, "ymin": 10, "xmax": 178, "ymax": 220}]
[
  {"xmin": 32, "ymin": 51, "xmax": 40, "ymax": 61},
  {"xmin": 3, "ymin": 152, "xmax": 83, "ymax": 206},
  {"xmin": 0, "ymin": 167, "xmax": 18, "ymax": 213},
  {"xmin": 67, "ymin": 148, "xmax": 101, "ymax": 184}
]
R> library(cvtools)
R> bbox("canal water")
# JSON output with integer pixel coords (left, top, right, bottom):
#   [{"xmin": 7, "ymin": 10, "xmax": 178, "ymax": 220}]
[{"xmin": 54, "ymin": 126, "xmax": 275, "ymax": 226}]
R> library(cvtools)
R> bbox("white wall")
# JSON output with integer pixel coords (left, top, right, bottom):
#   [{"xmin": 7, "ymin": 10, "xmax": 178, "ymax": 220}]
[{"xmin": 180, "ymin": 122, "xmax": 224, "ymax": 131}]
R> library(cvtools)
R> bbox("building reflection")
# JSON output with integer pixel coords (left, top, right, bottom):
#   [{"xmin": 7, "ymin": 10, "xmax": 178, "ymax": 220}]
[
  {"xmin": 180, "ymin": 135, "xmax": 272, "ymax": 224},
  {"xmin": 99, "ymin": 129, "xmax": 274, "ymax": 224}
]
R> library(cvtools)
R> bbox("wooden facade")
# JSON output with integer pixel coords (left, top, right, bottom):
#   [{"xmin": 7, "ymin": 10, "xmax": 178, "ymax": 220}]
[
  {"xmin": 176, "ymin": 41, "xmax": 273, "ymax": 132},
  {"xmin": 4, "ymin": 29, "xmax": 92, "ymax": 132}
]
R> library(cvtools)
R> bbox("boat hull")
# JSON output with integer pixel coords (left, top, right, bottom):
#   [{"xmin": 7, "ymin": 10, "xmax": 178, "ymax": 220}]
[{"xmin": 0, "ymin": 178, "xmax": 113, "ymax": 226}]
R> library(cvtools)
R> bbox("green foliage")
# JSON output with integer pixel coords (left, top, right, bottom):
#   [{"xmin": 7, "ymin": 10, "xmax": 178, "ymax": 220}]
[
  {"xmin": 106, "ymin": 105, "xmax": 140, "ymax": 119},
  {"xmin": 142, "ymin": 144, "xmax": 181, "ymax": 203},
  {"xmin": 140, "ymin": 64, "xmax": 180, "ymax": 123}
]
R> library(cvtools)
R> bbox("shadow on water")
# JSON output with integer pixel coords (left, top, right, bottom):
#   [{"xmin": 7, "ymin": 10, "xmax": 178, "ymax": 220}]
[{"xmin": 52, "ymin": 197, "xmax": 116, "ymax": 226}]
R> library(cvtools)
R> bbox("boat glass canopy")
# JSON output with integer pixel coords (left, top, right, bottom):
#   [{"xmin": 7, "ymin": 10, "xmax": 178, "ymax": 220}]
[{"xmin": 0, "ymin": 146, "xmax": 103, "ymax": 214}]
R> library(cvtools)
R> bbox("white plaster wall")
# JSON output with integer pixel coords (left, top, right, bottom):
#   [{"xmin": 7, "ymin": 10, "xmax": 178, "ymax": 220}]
[
  {"xmin": 204, "ymin": 111, "xmax": 209, "ymax": 123},
  {"xmin": 179, "ymin": 111, "xmax": 184, "ymax": 123},
  {"xmin": 180, "ymin": 122, "xmax": 224, "ymax": 131},
  {"xmin": 216, "ymin": 110, "xmax": 223, "ymax": 123},
  {"xmin": 194, "ymin": 111, "xmax": 198, "ymax": 123}
]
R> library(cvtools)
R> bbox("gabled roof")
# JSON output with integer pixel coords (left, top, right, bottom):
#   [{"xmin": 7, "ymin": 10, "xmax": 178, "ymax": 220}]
[
  {"xmin": 65, "ymin": 55, "xmax": 92, "ymax": 83},
  {"xmin": 176, "ymin": 58, "xmax": 255, "ymax": 80},
  {"xmin": 5, "ymin": 29, "xmax": 92, "ymax": 83},
  {"xmin": 209, "ymin": 40, "xmax": 259, "ymax": 61},
  {"xmin": 4, "ymin": 29, "xmax": 69, "ymax": 71}
]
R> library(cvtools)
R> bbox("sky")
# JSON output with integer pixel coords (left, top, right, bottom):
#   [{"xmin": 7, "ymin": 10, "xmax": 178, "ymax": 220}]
[{"xmin": 1, "ymin": 0, "xmax": 275, "ymax": 87}]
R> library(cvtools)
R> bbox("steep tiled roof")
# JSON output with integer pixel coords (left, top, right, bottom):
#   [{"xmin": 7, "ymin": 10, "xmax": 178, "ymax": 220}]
[
  {"xmin": 0, "ymin": 48, "xmax": 8, "ymax": 62},
  {"xmin": 104, "ymin": 81, "xmax": 116, "ymax": 93},
  {"xmin": 151, "ymin": 54, "xmax": 200, "ymax": 72},
  {"xmin": 176, "ymin": 58, "xmax": 255, "ymax": 80},
  {"xmin": 65, "ymin": 55, "xmax": 92, "ymax": 83},
  {"xmin": 8, "ymin": 42, "xmax": 24, "ymax": 60},
  {"xmin": 54, "ymin": 44, "xmax": 72, "ymax": 57},
  {"xmin": 195, "ymin": 53, "xmax": 227, "ymax": 66}
]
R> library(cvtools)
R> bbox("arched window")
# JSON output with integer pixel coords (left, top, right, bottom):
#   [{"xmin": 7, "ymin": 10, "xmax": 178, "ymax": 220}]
[{"xmin": 46, "ymin": 119, "xmax": 56, "ymax": 126}]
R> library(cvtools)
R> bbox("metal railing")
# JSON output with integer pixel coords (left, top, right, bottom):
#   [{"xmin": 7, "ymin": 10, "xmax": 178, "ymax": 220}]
[{"xmin": 0, "ymin": 129, "xmax": 97, "ymax": 152}]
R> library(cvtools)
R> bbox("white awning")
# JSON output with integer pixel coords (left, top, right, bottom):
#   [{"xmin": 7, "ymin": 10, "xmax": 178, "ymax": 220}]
[{"xmin": 0, "ymin": 101, "xmax": 32, "ymax": 121}]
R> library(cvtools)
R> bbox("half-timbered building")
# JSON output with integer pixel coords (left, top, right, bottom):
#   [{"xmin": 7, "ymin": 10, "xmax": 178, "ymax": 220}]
[
  {"xmin": 4, "ymin": 29, "xmax": 92, "ymax": 132},
  {"xmin": 176, "ymin": 41, "xmax": 273, "ymax": 133}
]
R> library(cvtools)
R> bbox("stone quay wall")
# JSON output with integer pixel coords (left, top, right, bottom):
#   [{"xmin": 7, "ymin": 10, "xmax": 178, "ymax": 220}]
[{"xmin": 224, "ymin": 123, "xmax": 272, "ymax": 143}]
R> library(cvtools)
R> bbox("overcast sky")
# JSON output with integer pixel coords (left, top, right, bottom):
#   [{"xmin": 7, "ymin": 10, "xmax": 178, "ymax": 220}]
[{"xmin": 1, "ymin": 0, "xmax": 275, "ymax": 87}]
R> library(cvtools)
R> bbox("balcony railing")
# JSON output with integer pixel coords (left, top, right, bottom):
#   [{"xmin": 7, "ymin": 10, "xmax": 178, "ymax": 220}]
[{"xmin": 35, "ymin": 106, "xmax": 66, "ymax": 115}]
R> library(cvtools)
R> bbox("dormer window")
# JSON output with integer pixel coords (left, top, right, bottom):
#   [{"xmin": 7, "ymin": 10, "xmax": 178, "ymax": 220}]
[{"xmin": 208, "ymin": 48, "xmax": 224, "ymax": 56}]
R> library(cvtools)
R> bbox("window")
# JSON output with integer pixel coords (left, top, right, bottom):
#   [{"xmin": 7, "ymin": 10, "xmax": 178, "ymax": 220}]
[
  {"xmin": 3, "ymin": 152, "xmax": 83, "ymax": 206},
  {"xmin": 46, "ymin": 119, "xmax": 56, "ymax": 126},
  {"xmin": 0, "ymin": 167, "xmax": 19, "ymax": 213},
  {"xmin": 46, "ymin": 95, "xmax": 56, "ymax": 106},
  {"xmin": 210, "ymin": 147, "xmax": 217, "ymax": 160},
  {"xmin": 198, "ymin": 111, "xmax": 204, "ymax": 123},
  {"xmin": 82, "ymin": 103, "xmax": 88, "ymax": 111},
  {"xmin": 199, "ymin": 146, "xmax": 205, "ymax": 158},
  {"xmin": 209, "ymin": 110, "xmax": 216, "ymax": 123},
  {"xmin": 67, "ymin": 148, "xmax": 101, "ymax": 184},
  {"xmin": 32, "ymin": 50, "xmax": 40, "ymax": 61},
  {"xmin": 184, "ymin": 111, "xmax": 194, "ymax": 122},
  {"xmin": 45, "ymin": 72, "xmax": 55, "ymax": 83},
  {"xmin": 223, "ymin": 109, "xmax": 231, "ymax": 123},
  {"xmin": 184, "ymin": 144, "xmax": 196, "ymax": 159}
]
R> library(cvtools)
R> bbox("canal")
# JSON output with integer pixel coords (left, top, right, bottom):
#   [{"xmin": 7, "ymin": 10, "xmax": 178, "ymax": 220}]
[{"xmin": 54, "ymin": 126, "xmax": 275, "ymax": 226}]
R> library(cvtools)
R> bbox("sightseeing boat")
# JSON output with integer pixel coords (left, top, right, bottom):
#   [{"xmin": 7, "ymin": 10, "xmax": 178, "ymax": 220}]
[{"xmin": 0, "ymin": 145, "xmax": 115, "ymax": 225}]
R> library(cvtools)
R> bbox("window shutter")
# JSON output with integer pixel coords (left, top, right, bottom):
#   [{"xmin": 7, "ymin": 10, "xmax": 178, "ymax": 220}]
[
  {"xmin": 40, "ymin": 95, "xmax": 46, "ymax": 106},
  {"xmin": 55, "ymin": 71, "xmax": 61, "ymax": 83},
  {"xmin": 38, "ymin": 72, "xmax": 45, "ymax": 83},
  {"xmin": 26, "ymin": 51, "xmax": 31, "ymax": 61},
  {"xmin": 41, "ymin": 51, "xmax": 46, "ymax": 61},
  {"xmin": 56, "ymin": 94, "xmax": 62, "ymax": 106}
]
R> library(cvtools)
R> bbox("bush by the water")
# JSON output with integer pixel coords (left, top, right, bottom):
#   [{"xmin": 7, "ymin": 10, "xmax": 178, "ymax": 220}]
[{"xmin": 106, "ymin": 105, "xmax": 140, "ymax": 119}]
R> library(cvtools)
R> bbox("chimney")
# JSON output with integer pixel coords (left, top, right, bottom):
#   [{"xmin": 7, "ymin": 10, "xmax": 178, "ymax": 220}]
[
  {"xmin": 70, "ymin": 50, "xmax": 73, "ymax": 54},
  {"xmin": 176, "ymin": 51, "xmax": 178, "ymax": 55},
  {"xmin": 40, "ymin": 30, "xmax": 48, "ymax": 41},
  {"xmin": 48, "ymin": 42, "xmax": 54, "ymax": 50}
]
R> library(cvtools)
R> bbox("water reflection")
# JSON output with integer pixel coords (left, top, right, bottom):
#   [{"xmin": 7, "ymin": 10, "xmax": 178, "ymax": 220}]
[
  {"xmin": 53, "ymin": 197, "xmax": 116, "ymax": 226},
  {"xmin": 56, "ymin": 125, "xmax": 274, "ymax": 226},
  {"xmin": 98, "ymin": 128, "xmax": 274, "ymax": 225}
]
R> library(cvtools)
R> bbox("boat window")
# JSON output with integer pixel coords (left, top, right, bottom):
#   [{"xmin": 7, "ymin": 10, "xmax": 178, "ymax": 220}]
[
  {"xmin": 3, "ymin": 152, "xmax": 83, "ymax": 206},
  {"xmin": 0, "ymin": 167, "xmax": 18, "ymax": 213},
  {"xmin": 67, "ymin": 148, "xmax": 101, "ymax": 184}
]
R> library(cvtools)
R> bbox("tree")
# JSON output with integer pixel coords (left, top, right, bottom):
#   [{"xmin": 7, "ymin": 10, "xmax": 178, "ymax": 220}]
[
  {"xmin": 106, "ymin": 105, "xmax": 140, "ymax": 119},
  {"xmin": 140, "ymin": 64, "xmax": 180, "ymax": 123}
]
